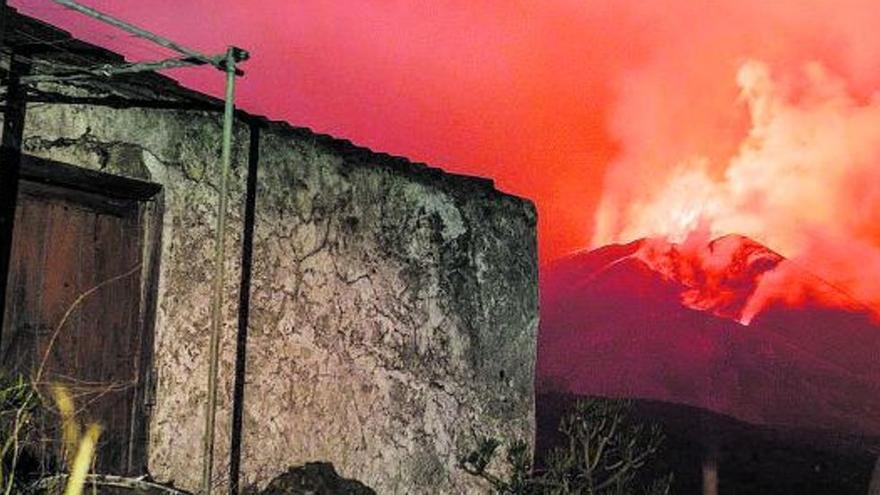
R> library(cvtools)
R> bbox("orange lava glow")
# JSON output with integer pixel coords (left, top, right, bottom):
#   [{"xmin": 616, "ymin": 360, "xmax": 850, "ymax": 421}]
[
  {"xmin": 14, "ymin": 0, "xmax": 880, "ymax": 276},
  {"xmin": 597, "ymin": 57, "xmax": 880, "ymax": 318}
]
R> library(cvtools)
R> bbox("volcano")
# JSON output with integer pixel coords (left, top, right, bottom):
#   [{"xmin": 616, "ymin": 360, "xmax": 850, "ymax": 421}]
[{"xmin": 537, "ymin": 234, "xmax": 880, "ymax": 438}]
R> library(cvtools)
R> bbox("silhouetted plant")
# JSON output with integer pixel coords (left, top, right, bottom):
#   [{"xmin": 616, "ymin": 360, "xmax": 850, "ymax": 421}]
[
  {"xmin": 0, "ymin": 373, "xmax": 38, "ymax": 494},
  {"xmin": 461, "ymin": 398, "xmax": 672, "ymax": 494}
]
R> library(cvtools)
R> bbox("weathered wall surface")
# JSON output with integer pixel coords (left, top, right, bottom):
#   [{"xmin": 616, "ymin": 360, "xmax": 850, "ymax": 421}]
[
  {"xmin": 21, "ymin": 102, "xmax": 538, "ymax": 493},
  {"xmin": 242, "ymin": 127, "xmax": 538, "ymax": 493},
  {"xmin": 22, "ymin": 103, "xmax": 250, "ymax": 490}
]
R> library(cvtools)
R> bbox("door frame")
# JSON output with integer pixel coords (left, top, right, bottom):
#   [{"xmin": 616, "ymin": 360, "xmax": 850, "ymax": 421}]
[{"xmin": 11, "ymin": 154, "xmax": 164, "ymax": 474}]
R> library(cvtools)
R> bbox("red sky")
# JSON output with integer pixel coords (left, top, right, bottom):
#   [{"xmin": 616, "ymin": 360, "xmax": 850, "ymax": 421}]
[{"xmin": 13, "ymin": 1, "xmax": 880, "ymax": 264}]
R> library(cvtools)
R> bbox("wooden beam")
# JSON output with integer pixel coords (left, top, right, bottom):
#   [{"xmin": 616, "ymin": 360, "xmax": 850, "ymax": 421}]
[
  {"xmin": 0, "ymin": 3, "xmax": 9, "ymax": 49},
  {"xmin": 0, "ymin": 51, "xmax": 30, "ymax": 344},
  {"xmin": 24, "ymin": 88, "xmax": 224, "ymax": 112},
  {"xmin": 21, "ymin": 55, "xmax": 213, "ymax": 84},
  {"xmin": 229, "ymin": 121, "xmax": 261, "ymax": 494},
  {"xmin": 19, "ymin": 154, "xmax": 161, "ymax": 201}
]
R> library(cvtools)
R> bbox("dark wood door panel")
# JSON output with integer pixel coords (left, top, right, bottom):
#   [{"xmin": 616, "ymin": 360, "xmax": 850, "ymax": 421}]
[{"xmin": 2, "ymin": 178, "xmax": 147, "ymax": 474}]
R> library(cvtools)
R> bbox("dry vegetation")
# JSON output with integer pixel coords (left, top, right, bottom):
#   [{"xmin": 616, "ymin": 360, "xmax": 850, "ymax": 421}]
[{"xmin": 461, "ymin": 398, "xmax": 673, "ymax": 495}]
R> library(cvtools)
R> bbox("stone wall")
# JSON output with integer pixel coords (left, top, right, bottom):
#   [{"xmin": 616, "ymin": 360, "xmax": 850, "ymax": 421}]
[
  {"xmin": 21, "ymin": 102, "xmax": 538, "ymax": 493},
  {"xmin": 22, "ymin": 104, "xmax": 250, "ymax": 490}
]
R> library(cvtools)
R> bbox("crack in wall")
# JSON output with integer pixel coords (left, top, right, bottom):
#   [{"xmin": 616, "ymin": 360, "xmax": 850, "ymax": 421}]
[{"xmin": 21, "ymin": 101, "xmax": 538, "ymax": 495}]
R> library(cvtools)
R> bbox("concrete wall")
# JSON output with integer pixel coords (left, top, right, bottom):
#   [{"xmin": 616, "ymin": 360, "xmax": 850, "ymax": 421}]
[{"xmin": 22, "ymin": 102, "xmax": 538, "ymax": 493}]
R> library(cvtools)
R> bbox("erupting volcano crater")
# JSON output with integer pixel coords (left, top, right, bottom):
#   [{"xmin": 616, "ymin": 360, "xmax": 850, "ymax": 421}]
[{"xmin": 538, "ymin": 233, "xmax": 880, "ymax": 437}]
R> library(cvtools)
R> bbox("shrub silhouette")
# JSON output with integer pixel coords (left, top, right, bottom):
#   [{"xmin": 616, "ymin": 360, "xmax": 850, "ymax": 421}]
[{"xmin": 461, "ymin": 398, "xmax": 672, "ymax": 494}]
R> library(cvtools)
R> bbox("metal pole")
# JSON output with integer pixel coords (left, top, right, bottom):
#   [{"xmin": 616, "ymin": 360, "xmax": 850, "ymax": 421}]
[
  {"xmin": 50, "ymin": 0, "xmax": 223, "ymax": 69},
  {"xmin": 11, "ymin": 2, "xmax": 248, "ymax": 490},
  {"xmin": 202, "ymin": 46, "xmax": 237, "ymax": 495}
]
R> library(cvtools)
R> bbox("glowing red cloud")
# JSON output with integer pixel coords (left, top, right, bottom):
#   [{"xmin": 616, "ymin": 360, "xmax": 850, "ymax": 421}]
[{"xmin": 12, "ymin": 0, "xmax": 880, "ymax": 266}]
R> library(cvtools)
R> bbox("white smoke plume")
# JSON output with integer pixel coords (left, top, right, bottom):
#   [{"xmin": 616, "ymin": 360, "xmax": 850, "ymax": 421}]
[{"xmin": 595, "ymin": 59, "xmax": 880, "ymax": 317}]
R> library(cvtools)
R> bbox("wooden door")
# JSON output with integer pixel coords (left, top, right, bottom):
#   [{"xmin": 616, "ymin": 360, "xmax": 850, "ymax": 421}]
[{"xmin": 1, "ymin": 159, "xmax": 159, "ymax": 475}]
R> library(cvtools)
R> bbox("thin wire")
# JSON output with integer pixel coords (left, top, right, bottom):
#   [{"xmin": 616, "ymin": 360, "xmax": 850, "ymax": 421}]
[
  {"xmin": 6, "ymin": 1, "xmax": 118, "ymax": 65},
  {"xmin": 86, "ymin": 29, "xmax": 178, "ymax": 61},
  {"xmin": 13, "ymin": 29, "xmax": 99, "ymax": 69},
  {"xmin": 11, "ymin": 14, "xmax": 196, "ymax": 80},
  {"xmin": 0, "ymin": 59, "xmax": 175, "ymax": 106},
  {"xmin": 122, "ymin": 34, "xmax": 176, "ymax": 59},
  {"xmin": 10, "ymin": 2, "xmax": 68, "ymax": 16},
  {"xmin": 13, "ymin": 12, "xmax": 172, "ymax": 69},
  {"xmin": 1, "ymin": 4, "xmax": 227, "ymax": 105},
  {"xmin": 10, "ymin": 34, "xmax": 77, "ymax": 49},
  {"xmin": 17, "ymin": 0, "xmax": 158, "ymax": 64},
  {"xmin": 9, "ymin": 31, "xmax": 177, "ymax": 99},
  {"xmin": 114, "ymin": 38, "xmax": 176, "ymax": 63}
]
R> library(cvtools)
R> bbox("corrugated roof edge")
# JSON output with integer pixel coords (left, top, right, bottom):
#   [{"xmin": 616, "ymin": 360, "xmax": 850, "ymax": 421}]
[{"xmin": 8, "ymin": 7, "xmax": 536, "ymax": 223}]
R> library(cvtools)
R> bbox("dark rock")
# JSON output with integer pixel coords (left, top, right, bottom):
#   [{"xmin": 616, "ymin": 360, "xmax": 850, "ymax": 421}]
[{"xmin": 259, "ymin": 463, "xmax": 376, "ymax": 495}]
